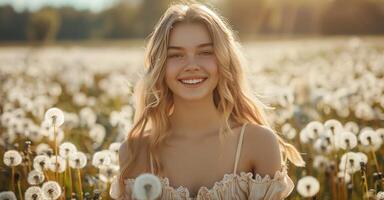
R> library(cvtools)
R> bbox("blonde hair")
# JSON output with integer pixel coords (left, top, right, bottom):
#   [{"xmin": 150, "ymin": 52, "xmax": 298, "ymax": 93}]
[{"xmin": 119, "ymin": 1, "xmax": 305, "ymax": 192}]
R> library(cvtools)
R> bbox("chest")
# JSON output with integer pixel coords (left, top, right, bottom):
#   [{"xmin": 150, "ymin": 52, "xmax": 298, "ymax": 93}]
[{"xmin": 157, "ymin": 133, "xmax": 252, "ymax": 197}]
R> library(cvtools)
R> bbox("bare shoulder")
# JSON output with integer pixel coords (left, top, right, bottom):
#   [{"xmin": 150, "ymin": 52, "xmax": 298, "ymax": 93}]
[
  {"xmin": 119, "ymin": 130, "xmax": 152, "ymax": 179},
  {"xmin": 242, "ymin": 123, "xmax": 282, "ymax": 178}
]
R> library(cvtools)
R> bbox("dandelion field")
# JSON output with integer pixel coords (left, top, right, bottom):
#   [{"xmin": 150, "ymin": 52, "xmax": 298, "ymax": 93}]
[{"xmin": 1, "ymin": 37, "xmax": 384, "ymax": 200}]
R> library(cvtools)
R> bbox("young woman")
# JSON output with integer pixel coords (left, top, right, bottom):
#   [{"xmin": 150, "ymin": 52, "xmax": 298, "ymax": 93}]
[{"xmin": 114, "ymin": 2, "xmax": 305, "ymax": 200}]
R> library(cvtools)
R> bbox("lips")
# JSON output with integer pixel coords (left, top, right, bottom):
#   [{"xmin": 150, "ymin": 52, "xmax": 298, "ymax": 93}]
[{"xmin": 177, "ymin": 76, "xmax": 208, "ymax": 81}]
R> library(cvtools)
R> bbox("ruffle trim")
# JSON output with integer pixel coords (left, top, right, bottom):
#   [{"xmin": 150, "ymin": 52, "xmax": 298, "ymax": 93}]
[{"xmin": 123, "ymin": 166, "xmax": 290, "ymax": 198}]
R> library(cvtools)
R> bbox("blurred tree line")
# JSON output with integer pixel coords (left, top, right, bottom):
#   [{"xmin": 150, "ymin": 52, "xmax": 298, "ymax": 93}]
[{"xmin": 0, "ymin": 0, "xmax": 384, "ymax": 42}]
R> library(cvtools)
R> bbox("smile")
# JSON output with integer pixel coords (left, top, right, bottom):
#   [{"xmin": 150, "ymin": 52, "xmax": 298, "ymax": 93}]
[{"xmin": 178, "ymin": 78, "xmax": 207, "ymax": 87}]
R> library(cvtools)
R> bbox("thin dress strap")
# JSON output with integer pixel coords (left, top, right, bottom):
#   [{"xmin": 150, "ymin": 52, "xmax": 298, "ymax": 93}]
[
  {"xmin": 233, "ymin": 123, "xmax": 248, "ymax": 174},
  {"xmin": 149, "ymin": 152, "xmax": 154, "ymax": 174}
]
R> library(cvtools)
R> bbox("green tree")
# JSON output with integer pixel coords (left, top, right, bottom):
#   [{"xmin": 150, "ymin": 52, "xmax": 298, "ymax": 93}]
[{"xmin": 27, "ymin": 8, "xmax": 61, "ymax": 43}]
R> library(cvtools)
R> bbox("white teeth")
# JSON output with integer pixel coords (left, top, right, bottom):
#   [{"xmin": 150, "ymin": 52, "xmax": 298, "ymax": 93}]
[{"xmin": 180, "ymin": 78, "xmax": 205, "ymax": 84}]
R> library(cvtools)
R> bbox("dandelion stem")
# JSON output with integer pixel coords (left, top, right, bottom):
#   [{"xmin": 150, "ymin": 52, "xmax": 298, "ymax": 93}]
[
  {"xmin": 17, "ymin": 180, "xmax": 23, "ymax": 200},
  {"xmin": 44, "ymin": 170, "xmax": 50, "ymax": 181},
  {"xmin": 77, "ymin": 168, "xmax": 83, "ymax": 200},
  {"xmin": 361, "ymin": 171, "xmax": 368, "ymax": 200},
  {"xmin": 370, "ymin": 147, "xmax": 381, "ymax": 173},
  {"xmin": 62, "ymin": 170, "xmax": 66, "ymax": 199},
  {"xmin": 68, "ymin": 163, "xmax": 73, "ymax": 199},
  {"xmin": 54, "ymin": 124, "xmax": 58, "ymax": 182},
  {"xmin": 11, "ymin": 166, "xmax": 15, "ymax": 192}
]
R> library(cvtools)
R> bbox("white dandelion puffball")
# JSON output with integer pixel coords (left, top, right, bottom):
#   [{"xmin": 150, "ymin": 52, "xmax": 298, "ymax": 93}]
[
  {"xmin": 133, "ymin": 173, "xmax": 162, "ymax": 200},
  {"xmin": 377, "ymin": 128, "xmax": 384, "ymax": 140},
  {"xmin": 313, "ymin": 155, "xmax": 330, "ymax": 170},
  {"xmin": 49, "ymin": 156, "xmax": 66, "ymax": 173},
  {"xmin": 99, "ymin": 165, "xmax": 119, "ymax": 183},
  {"xmin": 377, "ymin": 191, "xmax": 384, "ymax": 200},
  {"xmin": 306, "ymin": 121, "xmax": 324, "ymax": 138},
  {"xmin": 35, "ymin": 143, "xmax": 52, "ymax": 155},
  {"xmin": 25, "ymin": 186, "xmax": 44, "ymax": 200},
  {"xmin": 355, "ymin": 152, "xmax": 368, "ymax": 164},
  {"xmin": 44, "ymin": 107, "xmax": 65, "ymax": 127},
  {"xmin": 281, "ymin": 123, "xmax": 296, "ymax": 140},
  {"xmin": 358, "ymin": 129, "xmax": 382, "ymax": 150},
  {"xmin": 339, "ymin": 152, "xmax": 361, "ymax": 174},
  {"xmin": 109, "ymin": 142, "xmax": 121, "ymax": 154},
  {"xmin": 0, "ymin": 191, "xmax": 17, "ymax": 200},
  {"xmin": 337, "ymin": 171, "xmax": 351, "ymax": 183},
  {"xmin": 336, "ymin": 131, "xmax": 357, "ymax": 150},
  {"xmin": 92, "ymin": 151, "xmax": 112, "ymax": 168},
  {"xmin": 27, "ymin": 170, "xmax": 45, "ymax": 185},
  {"xmin": 69, "ymin": 151, "xmax": 87, "ymax": 169},
  {"xmin": 297, "ymin": 176, "xmax": 320, "ymax": 198},
  {"xmin": 59, "ymin": 142, "xmax": 77, "ymax": 158},
  {"xmin": 33, "ymin": 155, "xmax": 50, "ymax": 172},
  {"xmin": 324, "ymin": 119, "xmax": 343, "ymax": 135},
  {"xmin": 42, "ymin": 181, "xmax": 61, "ymax": 200},
  {"xmin": 344, "ymin": 121, "xmax": 359, "ymax": 135},
  {"xmin": 3, "ymin": 150, "xmax": 22, "ymax": 167}
]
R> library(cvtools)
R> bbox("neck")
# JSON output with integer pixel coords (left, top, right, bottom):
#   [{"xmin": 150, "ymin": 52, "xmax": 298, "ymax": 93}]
[{"xmin": 169, "ymin": 94, "xmax": 223, "ymax": 139}]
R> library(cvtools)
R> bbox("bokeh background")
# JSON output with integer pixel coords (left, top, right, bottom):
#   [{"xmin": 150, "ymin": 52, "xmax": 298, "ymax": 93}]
[{"xmin": 1, "ymin": 0, "xmax": 384, "ymax": 200}]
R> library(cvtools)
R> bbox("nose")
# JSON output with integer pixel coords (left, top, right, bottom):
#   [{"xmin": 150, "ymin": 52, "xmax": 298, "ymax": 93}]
[{"xmin": 183, "ymin": 54, "xmax": 200, "ymax": 71}]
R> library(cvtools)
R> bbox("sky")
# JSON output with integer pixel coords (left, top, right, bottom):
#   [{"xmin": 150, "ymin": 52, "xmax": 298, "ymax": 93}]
[{"xmin": 0, "ymin": 0, "xmax": 136, "ymax": 13}]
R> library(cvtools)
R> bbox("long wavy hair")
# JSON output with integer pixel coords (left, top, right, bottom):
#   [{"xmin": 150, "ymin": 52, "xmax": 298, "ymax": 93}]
[{"xmin": 118, "ymin": 1, "xmax": 305, "ymax": 191}]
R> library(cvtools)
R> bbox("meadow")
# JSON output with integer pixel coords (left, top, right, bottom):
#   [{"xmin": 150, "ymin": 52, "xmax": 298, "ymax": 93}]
[{"xmin": 0, "ymin": 37, "xmax": 384, "ymax": 200}]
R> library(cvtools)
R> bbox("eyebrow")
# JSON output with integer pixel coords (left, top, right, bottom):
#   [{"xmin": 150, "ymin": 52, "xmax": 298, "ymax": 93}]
[{"xmin": 168, "ymin": 42, "xmax": 213, "ymax": 50}]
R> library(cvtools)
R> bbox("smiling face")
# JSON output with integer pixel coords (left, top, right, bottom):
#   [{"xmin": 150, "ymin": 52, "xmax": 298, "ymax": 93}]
[{"xmin": 165, "ymin": 22, "xmax": 219, "ymax": 102}]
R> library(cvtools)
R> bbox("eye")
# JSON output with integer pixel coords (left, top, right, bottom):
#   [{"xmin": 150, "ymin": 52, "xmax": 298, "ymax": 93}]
[
  {"xmin": 198, "ymin": 51, "xmax": 213, "ymax": 56},
  {"xmin": 167, "ymin": 53, "xmax": 184, "ymax": 58}
]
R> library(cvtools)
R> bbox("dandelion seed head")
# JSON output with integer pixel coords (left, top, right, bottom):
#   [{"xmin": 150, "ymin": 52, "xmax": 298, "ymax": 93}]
[
  {"xmin": 306, "ymin": 121, "xmax": 324, "ymax": 138},
  {"xmin": 25, "ymin": 186, "xmax": 44, "ymax": 200},
  {"xmin": 358, "ymin": 129, "xmax": 382, "ymax": 150},
  {"xmin": 79, "ymin": 107, "xmax": 96, "ymax": 127},
  {"xmin": 27, "ymin": 170, "xmax": 45, "ymax": 185},
  {"xmin": 41, "ymin": 181, "xmax": 61, "ymax": 200},
  {"xmin": 324, "ymin": 119, "xmax": 343, "ymax": 135},
  {"xmin": 339, "ymin": 152, "xmax": 361, "ymax": 173},
  {"xmin": 33, "ymin": 155, "xmax": 50, "ymax": 172},
  {"xmin": 89, "ymin": 124, "xmax": 106, "ymax": 146},
  {"xmin": 3, "ymin": 150, "xmax": 22, "ymax": 167},
  {"xmin": 35, "ymin": 143, "xmax": 53, "ymax": 156},
  {"xmin": 44, "ymin": 107, "xmax": 65, "ymax": 127},
  {"xmin": 109, "ymin": 142, "xmax": 121, "ymax": 154},
  {"xmin": 133, "ymin": 173, "xmax": 162, "ymax": 200},
  {"xmin": 355, "ymin": 152, "xmax": 368, "ymax": 164},
  {"xmin": 59, "ymin": 142, "xmax": 77, "ymax": 158},
  {"xmin": 344, "ymin": 121, "xmax": 359, "ymax": 135},
  {"xmin": 299, "ymin": 128, "xmax": 311, "ymax": 144},
  {"xmin": 336, "ymin": 131, "xmax": 357, "ymax": 150},
  {"xmin": 313, "ymin": 138, "xmax": 333, "ymax": 154},
  {"xmin": 92, "ymin": 151, "xmax": 112, "ymax": 168},
  {"xmin": 0, "ymin": 191, "xmax": 17, "ymax": 200},
  {"xmin": 313, "ymin": 155, "xmax": 329, "ymax": 170},
  {"xmin": 296, "ymin": 176, "xmax": 320, "ymax": 198},
  {"xmin": 281, "ymin": 123, "xmax": 296, "ymax": 139},
  {"xmin": 99, "ymin": 165, "xmax": 119, "ymax": 183},
  {"xmin": 377, "ymin": 191, "xmax": 384, "ymax": 200},
  {"xmin": 48, "ymin": 156, "xmax": 66, "ymax": 173},
  {"xmin": 69, "ymin": 151, "xmax": 87, "ymax": 169}
]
